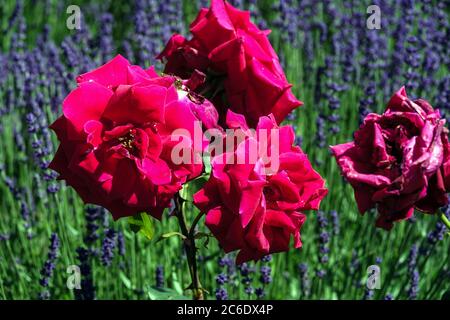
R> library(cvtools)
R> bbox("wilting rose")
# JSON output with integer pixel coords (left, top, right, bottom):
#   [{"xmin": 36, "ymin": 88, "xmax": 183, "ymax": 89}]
[
  {"xmin": 49, "ymin": 55, "xmax": 218, "ymax": 220},
  {"xmin": 194, "ymin": 111, "xmax": 327, "ymax": 263},
  {"xmin": 158, "ymin": 0, "xmax": 302, "ymax": 127},
  {"xmin": 331, "ymin": 87, "xmax": 450, "ymax": 229}
]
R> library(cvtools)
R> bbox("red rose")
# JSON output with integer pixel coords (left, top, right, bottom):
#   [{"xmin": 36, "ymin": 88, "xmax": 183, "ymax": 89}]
[
  {"xmin": 158, "ymin": 0, "xmax": 302, "ymax": 127},
  {"xmin": 49, "ymin": 55, "xmax": 214, "ymax": 220},
  {"xmin": 194, "ymin": 111, "xmax": 327, "ymax": 263},
  {"xmin": 331, "ymin": 87, "xmax": 450, "ymax": 229},
  {"xmin": 158, "ymin": 34, "xmax": 210, "ymax": 80}
]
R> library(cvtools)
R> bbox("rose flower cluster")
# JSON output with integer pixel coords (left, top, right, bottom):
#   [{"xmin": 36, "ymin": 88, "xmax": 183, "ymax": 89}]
[
  {"xmin": 49, "ymin": 0, "xmax": 327, "ymax": 263},
  {"xmin": 49, "ymin": 1, "xmax": 449, "ymax": 264}
]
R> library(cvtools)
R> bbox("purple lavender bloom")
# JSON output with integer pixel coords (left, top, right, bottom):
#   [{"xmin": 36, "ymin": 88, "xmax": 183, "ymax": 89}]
[
  {"xmin": 4, "ymin": 176, "xmax": 20, "ymax": 198},
  {"xmin": 436, "ymin": 76, "xmax": 450, "ymax": 122},
  {"xmin": 219, "ymin": 256, "xmax": 233, "ymax": 269},
  {"xmin": 298, "ymin": 263, "xmax": 308, "ymax": 275},
  {"xmin": 247, "ymin": 0, "xmax": 267, "ymax": 30},
  {"xmin": 350, "ymin": 250, "xmax": 361, "ymax": 275},
  {"xmin": 156, "ymin": 265, "xmax": 164, "ymax": 289},
  {"xmin": 121, "ymin": 40, "xmax": 135, "ymax": 64},
  {"xmin": 133, "ymin": 0, "xmax": 153, "ymax": 66},
  {"xmin": 316, "ymin": 115, "xmax": 326, "ymax": 149},
  {"xmin": 408, "ymin": 269, "xmax": 420, "ymax": 300},
  {"xmin": 238, "ymin": 262, "xmax": 251, "ymax": 277},
  {"xmin": 218, "ymin": 254, "xmax": 236, "ymax": 277},
  {"xmin": 408, "ymin": 244, "xmax": 418, "ymax": 273},
  {"xmin": 10, "ymin": 13, "xmax": 26, "ymax": 55},
  {"xmin": 46, "ymin": 183, "xmax": 60, "ymax": 194},
  {"xmin": 25, "ymin": 113, "xmax": 37, "ymax": 133},
  {"xmin": 84, "ymin": 206, "xmax": 101, "ymax": 246},
  {"xmin": 273, "ymin": 0, "xmax": 300, "ymax": 46},
  {"xmin": 75, "ymin": 247, "xmax": 96, "ymax": 300},
  {"xmin": 0, "ymin": 233, "xmax": 10, "ymax": 241},
  {"xmin": 298, "ymin": 263, "xmax": 311, "ymax": 298},
  {"xmin": 228, "ymin": 0, "xmax": 243, "ymax": 9},
  {"xmin": 359, "ymin": 81, "xmax": 376, "ymax": 123},
  {"xmin": 38, "ymin": 233, "xmax": 59, "ymax": 299},
  {"xmin": 216, "ymin": 273, "xmax": 228, "ymax": 286},
  {"xmin": 259, "ymin": 266, "xmax": 272, "ymax": 284},
  {"xmin": 215, "ymin": 287, "xmax": 228, "ymax": 300},
  {"xmin": 6, "ymin": 0, "xmax": 23, "ymax": 31},
  {"xmin": 328, "ymin": 114, "xmax": 340, "ymax": 123},
  {"xmin": 244, "ymin": 286, "xmax": 254, "ymax": 295},
  {"xmin": 101, "ymin": 228, "xmax": 116, "ymax": 266},
  {"xmin": 315, "ymin": 269, "xmax": 326, "ymax": 279},
  {"xmin": 389, "ymin": 0, "xmax": 415, "ymax": 92},
  {"xmin": 117, "ymin": 231, "xmax": 126, "ymax": 256},
  {"xmin": 404, "ymin": 36, "xmax": 421, "ymax": 95},
  {"xmin": 215, "ymin": 254, "xmax": 235, "ymax": 298},
  {"xmin": 317, "ymin": 211, "xmax": 330, "ymax": 265},
  {"xmin": 363, "ymin": 288, "xmax": 374, "ymax": 300},
  {"xmin": 384, "ymin": 294, "xmax": 394, "ymax": 300},
  {"xmin": 330, "ymin": 126, "xmax": 340, "ymax": 135},
  {"xmin": 286, "ymin": 111, "xmax": 296, "ymax": 121},
  {"xmin": 424, "ymin": 208, "xmax": 448, "ymax": 253},
  {"xmin": 198, "ymin": 0, "xmax": 210, "ymax": 9},
  {"xmin": 407, "ymin": 244, "xmax": 419, "ymax": 300},
  {"xmin": 20, "ymin": 200, "xmax": 33, "ymax": 238},
  {"xmin": 61, "ymin": 38, "xmax": 79, "ymax": 70},
  {"xmin": 294, "ymin": 135, "xmax": 303, "ymax": 147},
  {"xmin": 342, "ymin": 31, "xmax": 358, "ymax": 83},
  {"xmin": 329, "ymin": 210, "xmax": 340, "ymax": 235},
  {"xmin": 99, "ymin": 13, "xmax": 114, "ymax": 63},
  {"xmin": 255, "ymin": 287, "xmax": 265, "ymax": 299},
  {"xmin": 4, "ymin": 88, "xmax": 13, "ymax": 114},
  {"xmin": 237, "ymin": 261, "xmax": 255, "ymax": 295}
]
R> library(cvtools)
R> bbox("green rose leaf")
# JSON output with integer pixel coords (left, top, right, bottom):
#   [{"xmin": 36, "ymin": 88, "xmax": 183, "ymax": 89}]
[
  {"xmin": 203, "ymin": 153, "xmax": 212, "ymax": 175},
  {"xmin": 194, "ymin": 232, "xmax": 211, "ymax": 248},
  {"xmin": 180, "ymin": 174, "xmax": 209, "ymax": 201},
  {"xmin": 146, "ymin": 286, "xmax": 189, "ymax": 300},
  {"xmin": 128, "ymin": 212, "xmax": 155, "ymax": 240},
  {"xmin": 156, "ymin": 231, "xmax": 186, "ymax": 243}
]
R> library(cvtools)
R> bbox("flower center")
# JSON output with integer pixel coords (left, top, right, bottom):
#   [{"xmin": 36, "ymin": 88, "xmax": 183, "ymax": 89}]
[
  {"xmin": 118, "ymin": 129, "xmax": 137, "ymax": 153},
  {"xmin": 264, "ymin": 185, "xmax": 280, "ymax": 201}
]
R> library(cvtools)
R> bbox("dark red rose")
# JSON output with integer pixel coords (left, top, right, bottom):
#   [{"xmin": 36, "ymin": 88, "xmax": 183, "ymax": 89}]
[{"xmin": 331, "ymin": 87, "xmax": 450, "ymax": 229}]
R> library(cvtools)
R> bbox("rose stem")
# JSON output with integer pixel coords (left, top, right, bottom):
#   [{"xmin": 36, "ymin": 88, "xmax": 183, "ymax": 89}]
[
  {"xmin": 438, "ymin": 209, "xmax": 450, "ymax": 234},
  {"xmin": 174, "ymin": 193, "xmax": 204, "ymax": 300}
]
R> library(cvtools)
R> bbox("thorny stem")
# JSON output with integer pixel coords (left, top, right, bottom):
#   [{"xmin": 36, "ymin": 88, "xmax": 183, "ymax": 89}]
[
  {"xmin": 174, "ymin": 193, "xmax": 204, "ymax": 300},
  {"xmin": 189, "ymin": 211, "xmax": 206, "ymax": 238}
]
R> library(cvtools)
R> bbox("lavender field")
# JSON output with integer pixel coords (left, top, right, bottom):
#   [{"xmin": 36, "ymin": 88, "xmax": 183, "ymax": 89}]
[{"xmin": 0, "ymin": 0, "xmax": 449, "ymax": 300}]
